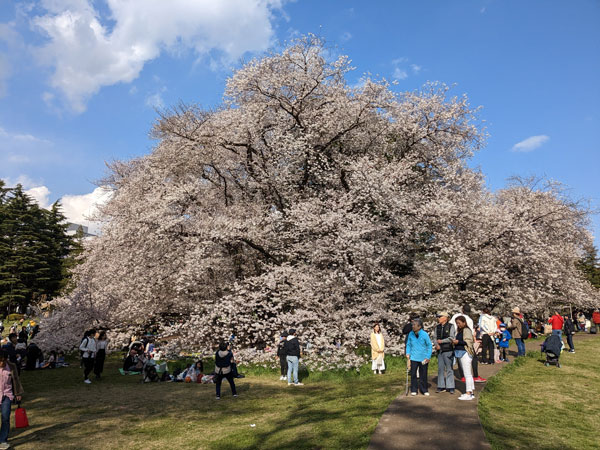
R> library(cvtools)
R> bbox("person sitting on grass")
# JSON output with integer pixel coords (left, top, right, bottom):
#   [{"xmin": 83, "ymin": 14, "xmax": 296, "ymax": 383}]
[
  {"xmin": 56, "ymin": 351, "xmax": 67, "ymax": 367},
  {"xmin": 406, "ymin": 318, "xmax": 432, "ymax": 396},
  {"xmin": 0, "ymin": 349, "xmax": 23, "ymax": 450},
  {"xmin": 41, "ymin": 350, "xmax": 57, "ymax": 369},
  {"xmin": 187, "ymin": 360, "xmax": 204, "ymax": 382},
  {"xmin": 123, "ymin": 348, "xmax": 143, "ymax": 373},
  {"xmin": 214, "ymin": 342, "xmax": 238, "ymax": 400}
]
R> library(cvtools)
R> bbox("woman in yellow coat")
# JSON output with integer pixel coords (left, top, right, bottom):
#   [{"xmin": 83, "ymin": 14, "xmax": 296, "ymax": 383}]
[{"xmin": 371, "ymin": 323, "xmax": 385, "ymax": 374}]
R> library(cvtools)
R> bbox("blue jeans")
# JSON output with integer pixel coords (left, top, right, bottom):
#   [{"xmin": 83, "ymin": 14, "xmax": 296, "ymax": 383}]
[
  {"xmin": 0, "ymin": 396, "xmax": 11, "ymax": 443},
  {"xmin": 515, "ymin": 338, "xmax": 526, "ymax": 356},
  {"xmin": 286, "ymin": 356, "xmax": 299, "ymax": 384},
  {"xmin": 552, "ymin": 329, "xmax": 562, "ymax": 338}
]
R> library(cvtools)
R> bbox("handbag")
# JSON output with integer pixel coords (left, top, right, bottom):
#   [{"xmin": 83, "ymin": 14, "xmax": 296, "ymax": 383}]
[{"xmin": 15, "ymin": 402, "xmax": 29, "ymax": 428}]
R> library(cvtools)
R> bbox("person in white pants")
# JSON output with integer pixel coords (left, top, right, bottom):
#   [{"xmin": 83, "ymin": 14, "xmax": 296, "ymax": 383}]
[{"xmin": 453, "ymin": 316, "xmax": 475, "ymax": 401}]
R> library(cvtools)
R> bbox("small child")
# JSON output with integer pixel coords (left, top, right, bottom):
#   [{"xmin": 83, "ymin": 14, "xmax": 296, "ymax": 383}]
[{"xmin": 498, "ymin": 323, "xmax": 511, "ymax": 362}]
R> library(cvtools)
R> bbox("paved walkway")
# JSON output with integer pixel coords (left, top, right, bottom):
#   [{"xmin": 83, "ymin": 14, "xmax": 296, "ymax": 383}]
[{"xmin": 368, "ymin": 333, "xmax": 589, "ymax": 450}]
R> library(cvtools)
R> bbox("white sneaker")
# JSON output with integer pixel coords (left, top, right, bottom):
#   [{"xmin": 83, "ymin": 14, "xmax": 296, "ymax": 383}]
[
  {"xmin": 0, "ymin": 442, "xmax": 10, "ymax": 450},
  {"xmin": 458, "ymin": 394, "xmax": 474, "ymax": 401},
  {"xmin": 423, "ymin": 392, "xmax": 430, "ymax": 396},
  {"xmin": 287, "ymin": 383, "xmax": 293, "ymax": 386},
  {"xmin": 84, "ymin": 379, "xmax": 92, "ymax": 384},
  {"xmin": 410, "ymin": 392, "xmax": 417, "ymax": 396},
  {"xmin": 294, "ymin": 382, "xmax": 304, "ymax": 386}
]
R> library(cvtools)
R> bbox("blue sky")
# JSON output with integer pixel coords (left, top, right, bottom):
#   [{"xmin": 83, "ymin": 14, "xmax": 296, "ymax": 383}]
[{"xmin": 0, "ymin": 0, "xmax": 598, "ymax": 240}]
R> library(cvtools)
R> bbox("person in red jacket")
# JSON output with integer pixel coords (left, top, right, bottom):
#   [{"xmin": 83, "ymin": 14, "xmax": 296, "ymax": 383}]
[
  {"xmin": 592, "ymin": 309, "xmax": 600, "ymax": 331},
  {"xmin": 548, "ymin": 311, "xmax": 564, "ymax": 338}
]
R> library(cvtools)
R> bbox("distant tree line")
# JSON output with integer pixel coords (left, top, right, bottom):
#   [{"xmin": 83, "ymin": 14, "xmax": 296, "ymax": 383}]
[{"xmin": 0, "ymin": 180, "xmax": 84, "ymax": 314}]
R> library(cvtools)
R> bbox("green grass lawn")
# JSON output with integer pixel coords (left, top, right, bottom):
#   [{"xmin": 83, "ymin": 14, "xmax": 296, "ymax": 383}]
[
  {"xmin": 11, "ymin": 354, "xmax": 409, "ymax": 449},
  {"xmin": 479, "ymin": 334, "xmax": 600, "ymax": 450}
]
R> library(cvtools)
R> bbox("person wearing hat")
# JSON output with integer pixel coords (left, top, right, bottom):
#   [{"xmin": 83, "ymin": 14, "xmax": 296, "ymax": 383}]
[
  {"xmin": 434, "ymin": 311, "xmax": 455, "ymax": 394},
  {"xmin": 284, "ymin": 329, "xmax": 303, "ymax": 386},
  {"xmin": 508, "ymin": 307, "xmax": 526, "ymax": 356},
  {"xmin": 276, "ymin": 331, "xmax": 288, "ymax": 380}
]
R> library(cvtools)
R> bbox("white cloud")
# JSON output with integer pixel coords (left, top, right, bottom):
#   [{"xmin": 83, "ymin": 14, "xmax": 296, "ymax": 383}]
[
  {"xmin": 511, "ymin": 135, "xmax": 550, "ymax": 152},
  {"xmin": 60, "ymin": 186, "xmax": 112, "ymax": 234},
  {"xmin": 392, "ymin": 57, "xmax": 408, "ymax": 65},
  {"xmin": 0, "ymin": 126, "xmax": 54, "ymax": 167},
  {"xmin": 393, "ymin": 67, "xmax": 408, "ymax": 80},
  {"xmin": 25, "ymin": 185, "xmax": 51, "ymax": 208},
  {"xmin": 31, "ymin": 0, "xmax": 285, "ymax": 112},
  {"xmin": 410, "ymin": 64, "xmax": 422, "ymax": 74}
]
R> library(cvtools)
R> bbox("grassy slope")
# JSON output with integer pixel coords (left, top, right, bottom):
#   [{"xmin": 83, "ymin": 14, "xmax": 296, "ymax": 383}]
[
  {"xmin": 12, "ymin": 355, "xmax": 411, "ymax": 450},
  {"xmin": 479, "ymin": 334, "xmax": 600, "ymax": 450}
]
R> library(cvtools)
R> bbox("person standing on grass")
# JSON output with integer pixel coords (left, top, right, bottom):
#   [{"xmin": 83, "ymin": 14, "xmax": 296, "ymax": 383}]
[
  {"xmin": 592, "ymin": 309, "xmax": 600, "ymax": 332},
  {"xmin": 371, "ymin": 323, "xmax": 385, "ymax": 375},
  {"xmin": 434, "ymin": 312, "xmax": 455, "ymax": 394},
  {"xmin": 276, "ymin": 331, "xmax": 288, "ymax": 381},
  {"xmin": 548, "ymin": 311, "xmax": 564, "ymax": 338},
  {"xmin": 576, "ymin": 311, "xmax": 586, "ymax": 331},
  {"xmin": 452, "ymin": 316, "xmax": 475, "ymax": 401},
  {"xmin": 214, "ymin": 342, "xmax": 238, "ymax": 400},
  {"xmin": 1, "ymin": 335, "xmax": 18, "ymax": 371},
  {"xmin": 285, "ymin": 329, "xmax": 303, "ymax": 386},
  {"xmin": 406, "ymin": 319, "xmax": 432, "ymax": 396},
  {"xmin": 450, "ymin": 305, "xmax": 486, "ymax": 383},
  {"xmin": 478, "ymin": 307, "xmax": 497, "ymax": 365},
  {"xmin": 0, "ymin": 349, "xmax": 23, "ymax": 450},
  {"xmin": 79, "ymin": 328, "xmax": 97, "ymax": 384},
  {"xmin": 498, "ymin": 324, "xmax": 511, "ymax": 362},
  {"xmin": 563, "ymin": 315, "xmax": 576, "ymax": 353},
  {"xmin": 508, "ymin": 307, "xmax": 526, "ymax": 356},
  {"xmin": 94, "ymin": 331, "xmax": 109, "ymax": 379}
]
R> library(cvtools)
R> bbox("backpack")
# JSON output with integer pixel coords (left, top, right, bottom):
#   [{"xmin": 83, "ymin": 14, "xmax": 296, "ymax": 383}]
[
  {"xmin": 520, "ymin": 319, "xmax": 529, "ymax": 340},
  {"xmin": 215, "ymin": 351, "xmax": 232, "ymax": 373},
  {"xmin": 79, "ymin": 337, "xmax": 89, "ymax": 359}
]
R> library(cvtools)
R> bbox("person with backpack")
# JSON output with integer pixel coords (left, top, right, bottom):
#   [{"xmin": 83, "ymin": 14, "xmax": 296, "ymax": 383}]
[
  {"xmin": 508, "ymin": 307, "xmax": 526, "ymax": 356},
  {"xmin": 406, "ymin": 318, "xmax": 432, "ymax": 396},
  {"xmin": 276, "ymin": 331, "xmax": 288, "ymax": 381},
  {"xmin": 478, "ymin": 308, "xmax": 498, "ymax": 365},
  {"xmin": 285, "ymin": 329, "xmax": 303, "ymax": 386},
  {"xmin": 214, "ymin": 342, "xmax": 238, "ymax": 399},
  {"xmin": 79, "ymin": 329, "xmax": 97, "ymax": 384},
  {"xmin": 0, "ymin": 349, "xmax": 24, "ymax": 450},
  {"xmin": 548, "ymin": 311, "xmax": 564, "ymax": 338},
  {"xmin": 434, "ymin": 312, "xmax": 455, "ymax": 394},
  {"xmin": 563, "ymin": 315, "xmax": 576, "ymax": 353}
]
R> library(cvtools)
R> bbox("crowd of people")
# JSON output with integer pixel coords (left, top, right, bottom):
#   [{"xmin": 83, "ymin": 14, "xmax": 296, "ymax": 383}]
[{"xmin": 370, "ymin": 305, "xmax": 600, "ymax": 401}]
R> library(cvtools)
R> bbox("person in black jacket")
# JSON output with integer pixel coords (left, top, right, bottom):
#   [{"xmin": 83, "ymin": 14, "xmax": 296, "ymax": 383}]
[
  {"xmin": 563, "ymin": 315, "xmax": 576, "ymax": 353},
  {"xmin": 276, "ymin": 331, "xmax": 288, "ymax": 381},
  {"xmin": 284, "ymin": 328, "xmax": 303, "ymax": 386}
]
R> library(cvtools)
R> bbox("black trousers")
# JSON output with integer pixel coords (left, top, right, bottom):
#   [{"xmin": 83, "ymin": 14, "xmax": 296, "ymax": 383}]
[
  {"xmin": 215, "ymin": 372, "xmax": 237, "ymax": 397},
  {"xmin": 458, "ymin": 353, "xmax": 479, "ymax": 378},
  {"xmin": 410, "ymin": 361, "xmax": 428, "ymax": 393},
  {"xmin": 566, "ymin": 333, "xmax": 575, "ymax": 350},
  {"xmin": 83, "ymin": 357, "xmax": 95, "ymax": 380},
  {"xmin": 279, "ymin": 356, "xmax": 288, "ymax": 376},
  {"xmin": 481, "ymin": 334, "xmax": 495, "ymax": 364},
  {"xmin": 94, "ymin": 349, "xmax": 106, "ymax": 376}
]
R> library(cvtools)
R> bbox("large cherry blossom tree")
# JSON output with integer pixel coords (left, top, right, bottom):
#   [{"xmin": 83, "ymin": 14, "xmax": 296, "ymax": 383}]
[{"xmin": 38, "ymin": 36, "xmax": 598, "ymax": 368}]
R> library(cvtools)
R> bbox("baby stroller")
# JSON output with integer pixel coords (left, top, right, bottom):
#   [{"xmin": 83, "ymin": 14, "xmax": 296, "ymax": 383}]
[{"xmin": 541, "ymin": 334, "xmax": 562, "ymax": 368}]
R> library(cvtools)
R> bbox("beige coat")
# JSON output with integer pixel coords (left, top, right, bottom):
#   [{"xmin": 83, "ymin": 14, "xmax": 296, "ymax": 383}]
[
  {"xmin": 508, "ymin": 316, "xmax": 523, "ymax": 338},
  {"xmin": 370, "ymin": 332, "xmax": 385, "ymax": 361},
  {"xmin": 458, "ymin": 327, "xmax": 475, "ymax": 356}
]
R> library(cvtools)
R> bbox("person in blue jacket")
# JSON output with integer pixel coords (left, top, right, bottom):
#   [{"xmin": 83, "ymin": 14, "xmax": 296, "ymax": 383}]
[
  {"xmin": 406, "ymin": 318, "xmax": 432, "ymax": 396},
  {"xmin": 498, "ymin": 323, "xmax": 511, "ymax": 362}
]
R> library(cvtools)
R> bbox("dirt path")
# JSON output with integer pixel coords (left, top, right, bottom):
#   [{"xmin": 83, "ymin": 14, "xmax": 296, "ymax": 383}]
[{"xmin": 367, "ymin": 333, "xmax": 589, "ymax": 450}]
